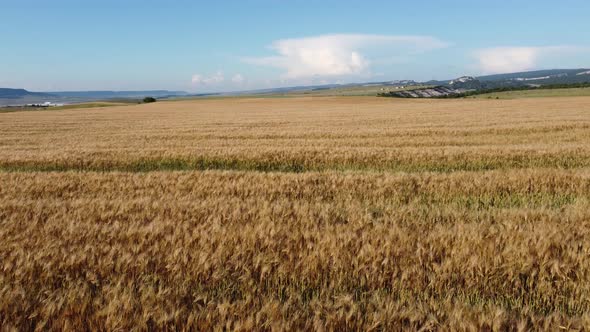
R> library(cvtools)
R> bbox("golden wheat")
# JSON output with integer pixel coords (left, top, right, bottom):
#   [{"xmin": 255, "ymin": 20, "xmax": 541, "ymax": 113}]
[{"xmin": 1, "ymin": 96, "xmax": 590, "ymax": 330}]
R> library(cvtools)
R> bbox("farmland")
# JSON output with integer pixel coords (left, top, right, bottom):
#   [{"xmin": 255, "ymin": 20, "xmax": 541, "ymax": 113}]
[{"xmin": 1, "ymin": 96, "xmax": 590, "ymax": 330}]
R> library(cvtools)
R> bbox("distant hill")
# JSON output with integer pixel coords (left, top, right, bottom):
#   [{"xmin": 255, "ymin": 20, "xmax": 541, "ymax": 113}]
[
  {"xmin": 449, "ymin": 76, "xmax": 482, "ymax": 90},
  {"xmin": 379, "ymin": 69, "xmax": 590, "ymax": 99},
  {"xmin": 477, "ymin": 69, "xmax": 588, "ymax": 82},
  {"xmin": 51, "ymin": 90, "xmax": 187, "ymax": 99},
  {"xmin": 228, "ymin": 84, "xmax": 343, "ymax": 95},
  {"xmin": 0, "ymin": 89, "xmax": 188, "ymax": 106},
  {"xmin": 0, "ymin": 89, "xmax": 186, "ymax": 100},
  {"xmin": 426, "ymin": 69, "xmax": 590, "ymax": 89},
  {"xmin": 3, "ymin": 69, "xmax": 589, "ymax": 105},
  {"xmin": 0, "ymin": 88, "xmax": 53, "ymax": 99},
  {"xmin": 239, "ymin": 69, "xmax": 590, "ymax": 98},
  {"xmin": 475, "ymin": 69, "xmax": 590, "ymax": 88}
]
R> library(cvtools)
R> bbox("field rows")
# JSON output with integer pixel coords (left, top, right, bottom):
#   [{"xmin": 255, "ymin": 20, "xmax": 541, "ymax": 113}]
[
  {"xmin": 2, "ymin": 169, "xmax": 590, "ymax": 330},
  {"xmin": 1, "ymin": 97, "xmax": 590, "ymax": 329}
]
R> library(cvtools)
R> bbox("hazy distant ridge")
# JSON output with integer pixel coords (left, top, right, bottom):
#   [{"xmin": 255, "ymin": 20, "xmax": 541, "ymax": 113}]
[
  {"xmin": 0, "ymin": 88, "xmax": 53, "ymax": 99},
  {"xmin": 52, "ymin": 90, "xmax": 187, "ymax": 98},
  {"xmin": 0, "ymin": 89, "xmax": 188, "ymax": 106},
  {"xmin": 2, "ymin": 69, "xmax": 589, "ymax": 105}
]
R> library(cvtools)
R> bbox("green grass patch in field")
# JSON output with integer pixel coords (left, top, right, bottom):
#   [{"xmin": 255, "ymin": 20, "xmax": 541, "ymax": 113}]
[
  {"xmin": 471, "ymin": 87, "xmax": 590, "ymax": 99},
  {"xmin": 1, "ymin": 153, "xmax": 590, "ymax": 174}
]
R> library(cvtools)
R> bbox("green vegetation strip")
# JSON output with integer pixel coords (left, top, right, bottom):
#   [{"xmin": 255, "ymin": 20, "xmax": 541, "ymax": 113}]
[
  {"xmin": 454, "ymin": 83, "xmax": 590, "ymax": 99},
  {"xmin": 378, "ymin": 82, "xmax": 590, "ymax": 99},
  {"xmin": 1, "ymin": 154, "xmax": 590, "ymax": 173}
]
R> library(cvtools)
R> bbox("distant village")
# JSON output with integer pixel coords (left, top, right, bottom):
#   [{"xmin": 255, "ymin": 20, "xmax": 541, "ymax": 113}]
[{"xmin": 25, "ymin": 101, "xmax": 65, "ymax": 107}]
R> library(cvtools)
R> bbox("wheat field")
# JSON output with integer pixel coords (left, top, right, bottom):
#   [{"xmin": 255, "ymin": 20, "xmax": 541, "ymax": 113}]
[{"xmin": 1, "ymin": 96, "xmax": 590, "ymax": 330}]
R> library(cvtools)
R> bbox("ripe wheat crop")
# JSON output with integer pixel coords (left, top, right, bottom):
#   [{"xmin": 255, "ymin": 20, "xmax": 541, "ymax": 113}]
[{"xmin": 1, "ymin": 96, "xmax": 590, "ymax": 330}]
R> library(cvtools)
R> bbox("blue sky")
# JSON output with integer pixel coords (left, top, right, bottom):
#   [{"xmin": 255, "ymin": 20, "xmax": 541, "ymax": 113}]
[{"xmin": 1, "ymin": 0, "xmax": 590, "ymax": 92}]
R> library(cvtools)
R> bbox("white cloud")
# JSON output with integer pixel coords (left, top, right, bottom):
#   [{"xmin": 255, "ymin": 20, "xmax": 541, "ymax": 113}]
[
  {"xmin": 244, "ymin": 34, "xmax": 448, "ymax": 79},
  {"xmin": 476, "ymin": 47, "xmax": 539, "ymax": 74},
  {"xmin": 231, "ymin": 74, "xmax": 245, "ymax": 84},
  {"xmin": 475, "ymin": 46, "xmax": 590, "ymax": 74},
  {"xmin": 191, "ymin": 71, "xmax": 224, "ymax": 85},
  {"xmin": 190, "ymin": 74, "xmax": 203, "ymax": 84}
]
